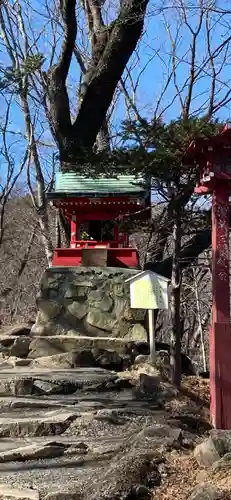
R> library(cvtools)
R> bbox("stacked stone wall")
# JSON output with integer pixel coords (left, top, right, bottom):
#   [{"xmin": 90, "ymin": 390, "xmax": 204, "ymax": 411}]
[{"xmin": 32, "ymin": 267, "xmax": 148, "ymax": 341}]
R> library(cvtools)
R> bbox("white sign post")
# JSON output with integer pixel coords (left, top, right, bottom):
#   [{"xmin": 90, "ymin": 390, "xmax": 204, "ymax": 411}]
[{"xmin": 125, "ymin": 270, "xmax": 169, "ymax": 364}]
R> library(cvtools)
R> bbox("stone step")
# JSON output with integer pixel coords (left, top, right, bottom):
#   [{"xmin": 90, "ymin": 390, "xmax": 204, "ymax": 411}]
[
  {"xmin": 28, "ymin": 335, "xmax": 139, "ymax": 358},
  {"xmin": 0, "ymin": 411, "xmax": 77, "ymax": 438},
  {"xmin": 0, "ymin": 335, "xmax": 146, "ymax": 376},
  {"xmin": 0, "ymin": 418, "xmax": 181, "ymax": 500},
  {"xmin": 0, "ymin": 431, "xmax": 131, "ymax": 468},
  {"xmin": 0, "ymin": 367, "xmax": 118, "ymax": 397},
  {"xmin": 0, "ymin": 335, "xmax": 144, "ymax": 365},
  {"xmin": 0, "ymin": 356, "xmax": 187, "ymax": 500},
  {"xmin": 0, "ymin": 321, "xmax": 189, "ymax": 499}
]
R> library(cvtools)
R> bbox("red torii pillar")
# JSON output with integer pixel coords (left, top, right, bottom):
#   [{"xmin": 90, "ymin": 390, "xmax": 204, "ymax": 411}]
[
  {"xmin": 184, "ymin": 125, "xmax": 231, "ymax": 429},
  {"xmin": 210, "ymin": 180, "xmax": 231, "ymax": 429}
]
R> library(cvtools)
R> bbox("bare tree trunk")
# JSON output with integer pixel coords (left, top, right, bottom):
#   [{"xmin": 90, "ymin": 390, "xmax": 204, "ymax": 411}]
[
  {"xmin": 21, "ymin": 88, "xmax": 53, "ymax": 267},
  {"xmin": 55, "ymin": 209, "xmax": 61, "ymax": 248},
  {"xmin": 147, "ymin": 227, "xmax": 211, "ymax": 278},
  {"xmin": 95, "ymin": 118, "xmax": 110, "ymax": 152},
  {"xmin": 193, "ymin": 267, "xmax": 207, "ymax": 371},
  {"xmin": 17, "ymin": 224, "xmax": 38, "ymax": 279},
  {"xmin": 58, "ymin": 208, "xmax": 70, "ymax": 247},
  {"xmin": 170, "ymin": 213, "xmax": 182, "ymax": 387},
  {"xmin": 38, "ymin": 211, "xmax": 53, "ymax": 267},
  {"xmin": 191, "ymin": 310, "xmax": 210, "ymax": 348},
  {"xmin": 45, "ymin": 0, "xmax": 149, "ymax": 162}
]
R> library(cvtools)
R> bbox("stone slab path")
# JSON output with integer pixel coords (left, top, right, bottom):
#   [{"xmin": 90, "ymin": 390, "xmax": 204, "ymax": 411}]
[
  {"xmin": 0, "ymin": 326, "xmax": 201, "ymax": 500},
  {"xmin": 0, "ymin": 362, "xmax": 185, "ymax": 500}
]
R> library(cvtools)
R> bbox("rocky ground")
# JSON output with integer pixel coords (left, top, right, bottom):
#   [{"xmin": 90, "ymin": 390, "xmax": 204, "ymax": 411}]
[{"xmin": 0, "ymin": 324, "xmax": 229, "ymax": 499}]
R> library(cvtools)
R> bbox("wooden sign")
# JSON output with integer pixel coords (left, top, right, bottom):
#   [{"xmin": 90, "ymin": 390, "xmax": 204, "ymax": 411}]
[
  {"xmin": 125, "ymin": 270, "xmax": 169, "ymax": 310},
  {"xmin": 125, "ymin": 270, "xmax": 170, "ymax": 364}
]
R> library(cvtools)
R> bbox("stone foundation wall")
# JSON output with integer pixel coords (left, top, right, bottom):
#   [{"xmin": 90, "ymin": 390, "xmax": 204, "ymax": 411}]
[{"xmin": 32, "ymin": 267, "xmax": 148, "ymax": 341}]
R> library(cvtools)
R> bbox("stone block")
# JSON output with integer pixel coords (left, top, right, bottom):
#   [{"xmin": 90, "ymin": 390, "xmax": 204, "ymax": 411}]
[
  {"xmin": 127, "ymin": 324, "xmax": 147, "ymax": 341},
  {"xmin": 113, "ymin": 296, "xmax": 128, "ymax": 320},
  {"xmin": 67, "ymin": 301, "xmax": 88, "ymax": 320},
  {"xmin": 86, "ymin": 310, "xmax": 117, "ymax": 332},
  {"xmin": 210, "ymin": 429, "xmax": 231, "ymax": 455},
  {"xmin": 36, "ymin": 299, "xmax": 62, "ymax": 323},
  {"xmin": 44, "ymin": 492, "xmax": 81, "ymax": 500},
  {"xmin": 0, "ymin": 441, "xmax": 67, "ymax": 462},
  {"xmin": 194, "ymin": 437, "xmax": 220, "ymax": 467},
  {"xmin": 72, "ymin": 280, "xmax": 95, "ymax": 287},
  {"xmin": 134, "ymin": 354, "xmax": 149, "ymax": 365},
  {"xmin": 194, "ymin": 430, "xmax": 231, "ymax": 469},
  {"xmin": 30, "ymin": 324, "xmax": 46, "ymax": 336},
  {"xmin": 112, "ymin": 322, "xmax": 130, "ymax": 338},
  {"xmin": 93, "ymin": 349, "xmax": 123, "ymax": 370},
  {"xmin": 212, "ymin": 452, "xmax": 231, "ymax": 471},
  {"xmin": 0, "ymin": 324, "xmax": 31, "ymax": 337},
  {"xmin": 134, "ymin": 373, "xmax": 161, "ymax": 400},
  {"xmin": 64, "ymin": 285, "xmax": 88, "ymax": 299},
  {"xmin": 0, "ymin": 412, "xmax": 76, "ymax": 437},
  {"xmin": 187, "ymin": 485, "xmax": 224, "ymax": 500},
  {"xmin": 0, "ymin": 378, "xmax": 33, "ymax": 396},
  {"xmin": 29, "ymin": 335, "xmax": 137, "ymax": 358},
  {"xmin": 0, "ymin": 484, "xmax": 39, "ymax": 499},
  {"xmin": 33, "ymin": 380, "xmax": 64, "ymax": 395},
  {"xmin": 139, "ymin": 424, "xmax": 182, "ymax": 444},
  {"xmin": 32, "ymin": 351, "xmax": 95, "ymax": 369},
  {"xmin": 9, "ymin": 337, "xmax": 30, "ymax": 358},
  {"xmin": 88, "ymin": 290, "xmax": 113, "ymax": 312},
  {"xmin": 29, "ymin": 336, "xmax": 93, "ymax": 358},
  {"xmin": 42, "ymin": 276, "xmax": 61, "ymax": 291},
  {"xmin": 112, "ymin": 282, "xmax": 125, "ymax": 297}
]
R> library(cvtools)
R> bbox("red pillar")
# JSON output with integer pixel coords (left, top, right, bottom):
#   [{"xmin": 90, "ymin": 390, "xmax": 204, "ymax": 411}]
[
  {"xmin": 70, "ymin": 215, "xmax": 77, "ymax": 248},
  {"xmin": 212, "ymin": 181, "xmax": 230, "ymax": 323},
  {"xmin": 113, "ymin": 224, "xmax": 119, "ymax": 243},
  {"xmin": 210, "ymin": 180, "xmax": 231, "ymax": 428}
]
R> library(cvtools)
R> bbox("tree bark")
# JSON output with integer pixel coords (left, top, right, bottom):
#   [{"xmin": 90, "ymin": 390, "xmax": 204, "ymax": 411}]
[
  {"xmin": 58, "ymin": 208, "xmax": 70, "ymax": 247},
  {"xmin": 55, "ymin": 209, "xmax": 61, "ymax": 248},
  {"xmin": 38, "ymin": 211, "xmax": 54, "ymax": 267},
  {"xmin": 95, "ymin": 119, "xmax": 110, "ymax": 152},
  {"xmin": 193, "ymin": 267, "xmax": 207, "ymax": 372},
  {"xmin": 145, "ymin": 228, "xmax": 211, "ymax": 278},
  {"xmin": 46, "ymin": 0, "xmax": 149, "ymax": 162},
  {"xmin": 170, "ymin": 214, "xmax": 182, "ymax": 387}
]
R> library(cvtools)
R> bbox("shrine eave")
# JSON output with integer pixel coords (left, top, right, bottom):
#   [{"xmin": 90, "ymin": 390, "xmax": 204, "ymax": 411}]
[
  {"xmin": 47, "ymin": 191, "xmax": 147, "ymax": 200},
  {"xmin": 184, "ymin": 127, "xmax": 231, "ymax": 161}
]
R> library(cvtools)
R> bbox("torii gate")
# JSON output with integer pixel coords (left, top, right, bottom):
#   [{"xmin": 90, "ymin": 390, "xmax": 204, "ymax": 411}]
[{"xmin": 184, "ymin": 124, "xmax": 231, "ymax": 429}]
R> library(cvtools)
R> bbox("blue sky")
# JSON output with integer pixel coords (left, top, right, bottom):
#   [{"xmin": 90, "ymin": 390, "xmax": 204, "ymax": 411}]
[
  {"xmin": 1, "ymin": 0, "xmax": 231, "ymax": 185},
  {"xmin": 115, "ymin": 0, "xmax": 231, "ymax": 124}
]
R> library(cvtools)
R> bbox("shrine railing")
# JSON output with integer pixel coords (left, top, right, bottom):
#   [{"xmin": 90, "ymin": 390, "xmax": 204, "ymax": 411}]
[{"xmin": 70, "ymin": 240, "xmax": 126, "ymax": 249}]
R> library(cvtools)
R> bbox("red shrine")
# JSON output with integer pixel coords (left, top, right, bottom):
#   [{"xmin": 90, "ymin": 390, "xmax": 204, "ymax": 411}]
[
  {"xmin": 48, "ymin": 172, "xmax": 151, "ymax": 269},
  {"xmin": 184, "ymin": 123, "xmax": 231, "ymax": 429}
]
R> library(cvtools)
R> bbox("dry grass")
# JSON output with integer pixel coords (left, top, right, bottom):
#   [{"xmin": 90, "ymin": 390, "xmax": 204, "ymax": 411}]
[
  {"xmin": 181, "ymin": 376, "xmax": 210, "ymax": 406},
  {"xmin": 154, "ymin": 450, "xmax": 231, "ymax": 499},
  {"xmin": 154, "ymin": 376, "xmax": 231, "ymax": 499},
  {"xmin": 164, "ymin": 376, "xmax": 210, "ymax": 435},
  {"xmin": 154, "ymin": 451, "xmax": 200, "ymax": 499}
]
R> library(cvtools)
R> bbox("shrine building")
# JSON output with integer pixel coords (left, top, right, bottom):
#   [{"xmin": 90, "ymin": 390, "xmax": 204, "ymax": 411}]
[{"xmin": 47, "ymin": 172, "xmax": 151, "ymax": 268}]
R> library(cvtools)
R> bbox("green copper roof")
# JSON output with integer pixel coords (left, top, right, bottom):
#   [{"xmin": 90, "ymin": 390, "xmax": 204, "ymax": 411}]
[{"xmin": 50, "ymin": 172, "xmax": 149, "ymax": 197}]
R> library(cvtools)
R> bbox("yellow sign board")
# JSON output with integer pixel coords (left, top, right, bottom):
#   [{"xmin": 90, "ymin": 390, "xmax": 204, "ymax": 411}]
[{"xmin": 127, "ymin": 271, "xmax": 169, "ymax": 310}]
